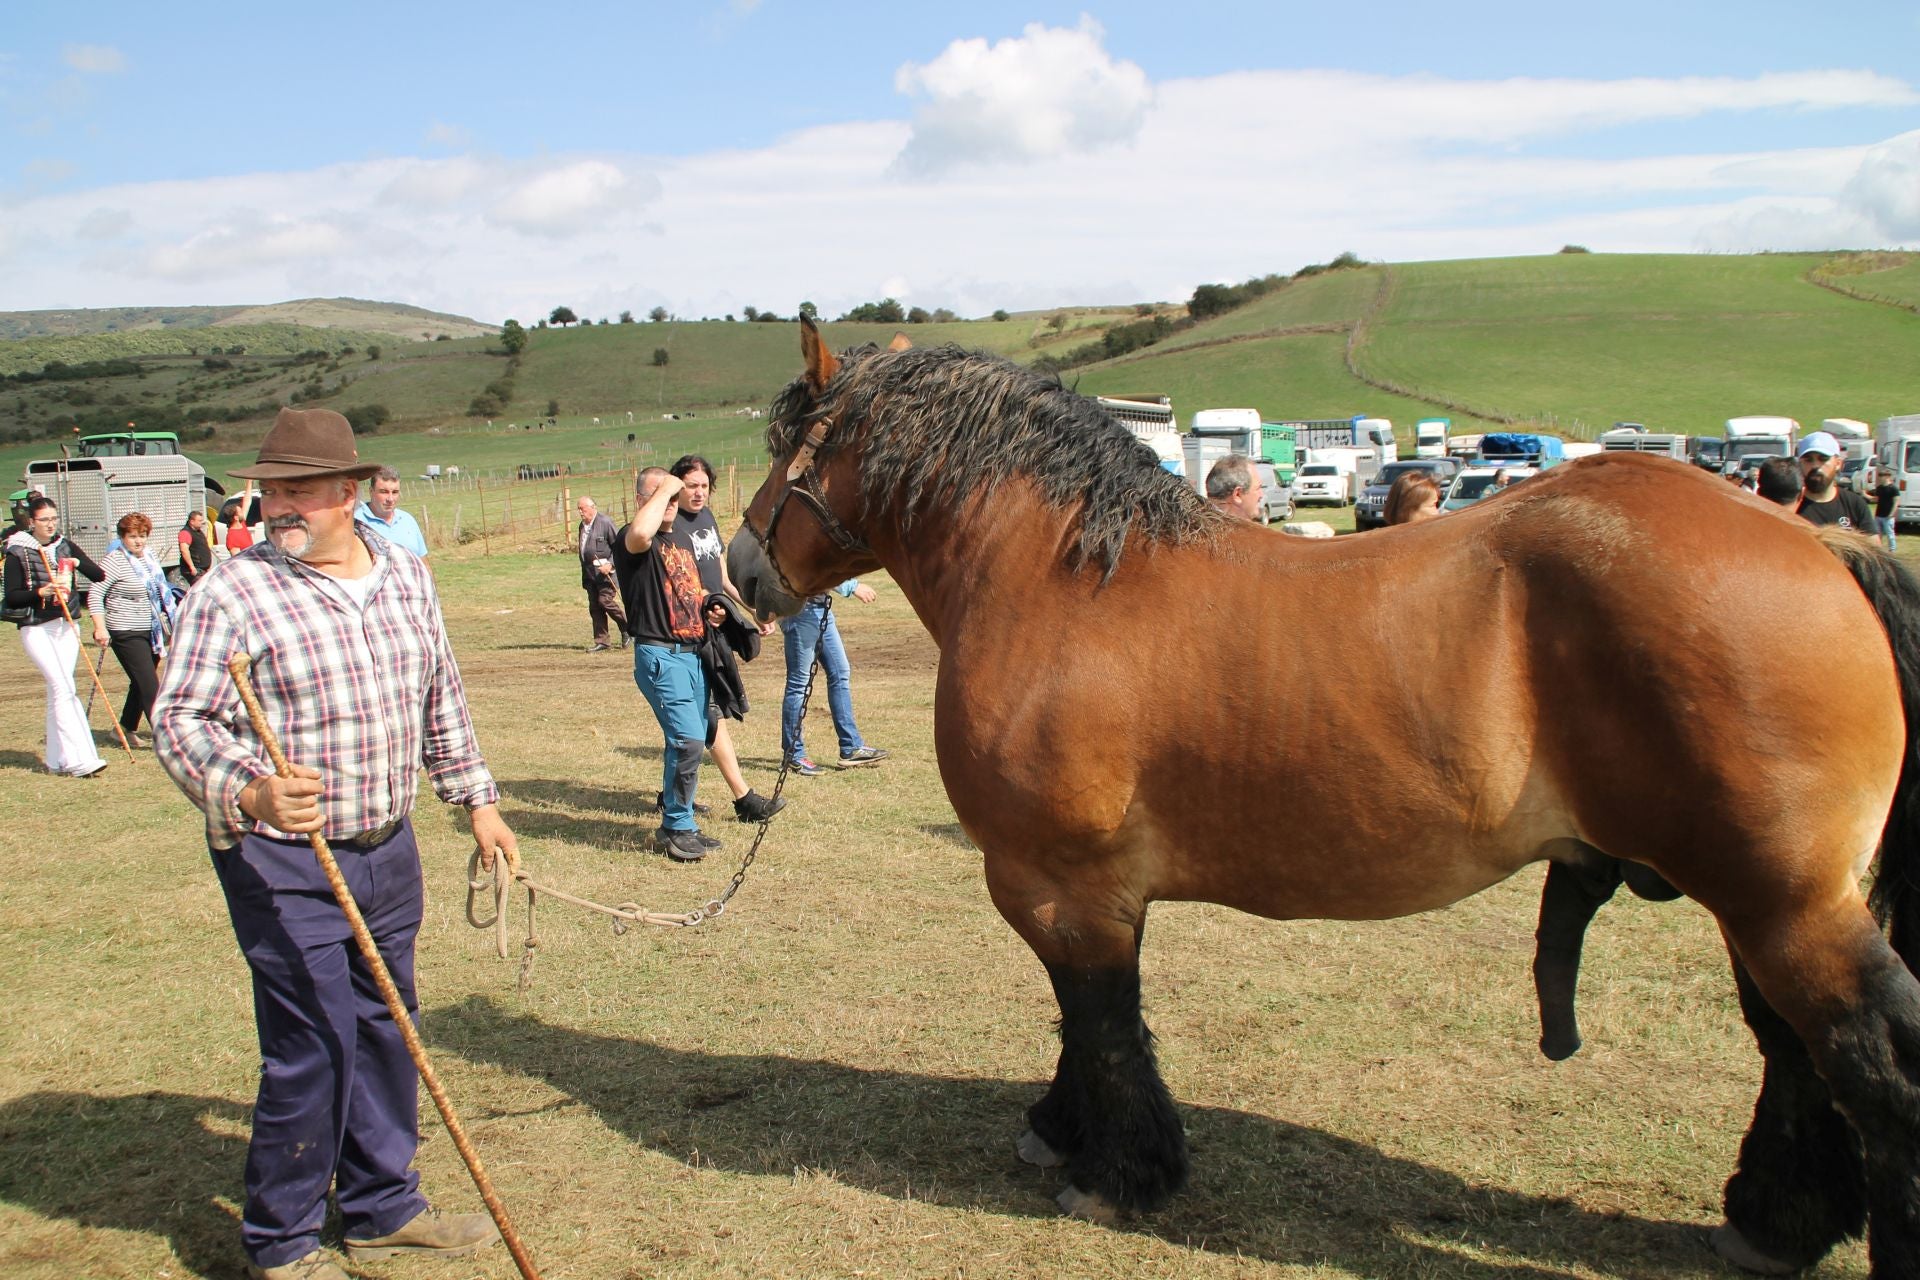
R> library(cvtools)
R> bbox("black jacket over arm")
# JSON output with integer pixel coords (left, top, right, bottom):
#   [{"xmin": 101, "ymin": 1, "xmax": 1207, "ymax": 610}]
[{"xmin": 4, "ymin": 536, "xmax": 102, "ymax": 626}]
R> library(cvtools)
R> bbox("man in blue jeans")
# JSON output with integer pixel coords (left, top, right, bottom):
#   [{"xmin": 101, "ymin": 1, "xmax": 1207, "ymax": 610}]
[
  {"xmin": 782, "ymin": 579, "xmax": 889, "ymax": 776},
  {"xmin": 612, "ymin": 467, "xmax": 720, "ymax": 860}
]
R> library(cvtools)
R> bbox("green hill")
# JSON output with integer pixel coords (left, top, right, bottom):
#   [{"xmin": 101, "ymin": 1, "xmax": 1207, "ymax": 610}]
[{"xmin": 0, "ymin": 297, "xmax": 492, "ymax": 345}]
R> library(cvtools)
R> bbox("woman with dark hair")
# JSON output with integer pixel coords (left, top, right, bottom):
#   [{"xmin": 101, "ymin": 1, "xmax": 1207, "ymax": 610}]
[
  {"xmin": 1382, "ymin": 471, "xmax": 1442, "ymax": 526},
  {"xmin": 3, "ymin": 496, "xmax": 107, "ymax": 776},
  {"xmin": 88, "ymin": 510, "xmax": 177, "ymax": 741}
]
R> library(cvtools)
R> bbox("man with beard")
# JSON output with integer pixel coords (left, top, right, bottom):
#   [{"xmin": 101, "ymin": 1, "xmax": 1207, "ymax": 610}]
[
  {"xmin": 663, "ymin": 453, "xmax": 784, "ymax": 824},
  {"xmin": 153, "ymin": 408, "xmax": 514, "ymax": 1280},
  {"xmin": 1793, "ymin": 431, "xmax": 1875, "ymax": 532}
]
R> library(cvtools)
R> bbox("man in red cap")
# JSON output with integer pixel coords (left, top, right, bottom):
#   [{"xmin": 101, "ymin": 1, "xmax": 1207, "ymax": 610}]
[{"xmin": 154, "ymin": 408, "xmax": 516, "ymax": 1279}]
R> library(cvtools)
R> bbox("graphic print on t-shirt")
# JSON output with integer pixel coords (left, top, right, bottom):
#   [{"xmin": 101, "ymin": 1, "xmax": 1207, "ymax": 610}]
[{"xmin": 660, "ymin": 542, "xmax": 706, "ymax": 641}]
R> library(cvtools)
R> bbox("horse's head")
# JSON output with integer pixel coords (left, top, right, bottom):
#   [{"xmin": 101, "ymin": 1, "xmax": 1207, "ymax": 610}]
[{"xmin": 729, "ymin": 318, "xmax": 903, "ymax": 617}]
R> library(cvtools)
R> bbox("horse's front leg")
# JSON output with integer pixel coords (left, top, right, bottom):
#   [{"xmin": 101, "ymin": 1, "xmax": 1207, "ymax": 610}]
[{"xmin": 988, "ymin": 858, "xmax": 1187, "ymax": 1221}]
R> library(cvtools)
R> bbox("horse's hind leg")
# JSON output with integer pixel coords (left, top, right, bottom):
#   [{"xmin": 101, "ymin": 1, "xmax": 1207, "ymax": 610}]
[
  {"xmin": 1720, "ymin": 900, "xmax": 1920, "ymax": 1276},
  {"xmin": 1716, "ymin": 959, "xmax": 1866, "ymax": 1272}
]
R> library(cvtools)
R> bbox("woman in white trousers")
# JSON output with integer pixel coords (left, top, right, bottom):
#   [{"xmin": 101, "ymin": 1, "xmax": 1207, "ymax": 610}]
[
  {"xmin": 21, "ymin": 616, "xmax": 105, "ymax": 775},
  {"xmin": 5, "ymin": 498, "xmax": 107, "ymax": 777}
]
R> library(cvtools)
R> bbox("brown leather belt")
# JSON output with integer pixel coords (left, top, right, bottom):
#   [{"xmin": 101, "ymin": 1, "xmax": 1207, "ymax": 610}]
[{"xmin": 342, "ymin": 818, "xmax": 404, "ymax": 849}]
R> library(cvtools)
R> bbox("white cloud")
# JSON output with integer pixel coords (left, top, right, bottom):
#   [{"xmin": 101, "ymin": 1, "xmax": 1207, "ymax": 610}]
[
  {"xmin": 2, "ymin": 66, "xmax": 1915, "ymax": 322},
  {"xmin": 62, "ymin": 44, "xmax": 127, "ymax": 74},
  {"xmin": 489, "ymin": 159, "xmax": 655, "ymax": 237},
  {"xmin": 147, "ymin": 214, "xmax": 351, "ymax": 280},
  {"xmin": 892, "ymin": 16, "xmax": 1151, "ymax": 175}
]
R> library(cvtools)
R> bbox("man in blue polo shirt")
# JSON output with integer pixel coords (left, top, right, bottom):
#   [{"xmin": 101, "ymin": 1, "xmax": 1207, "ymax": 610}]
[{"xmin": 356, "ymin": 466, "xmax": 429, "ymax": 558}]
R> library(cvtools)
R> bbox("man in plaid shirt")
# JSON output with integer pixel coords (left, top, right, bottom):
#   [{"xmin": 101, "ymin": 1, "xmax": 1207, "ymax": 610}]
[{"xmin": 154, "ymin": 408, "xmax": 516, "ymax": 1280}]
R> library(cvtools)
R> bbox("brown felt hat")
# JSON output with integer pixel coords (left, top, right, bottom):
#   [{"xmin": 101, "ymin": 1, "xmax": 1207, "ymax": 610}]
[{"xmin": 229, "ymin": 408, "xmax": 382, "ymax": 480}]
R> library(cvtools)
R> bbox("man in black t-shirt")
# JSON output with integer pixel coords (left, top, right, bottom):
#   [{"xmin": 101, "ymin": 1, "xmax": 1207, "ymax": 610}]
[
  {"xmin": 663, "ymin": 454, "xmax": 785, "ymax": 825},
  {"xmin": 1793, "ymin": 432, "xmax": 1874, "ymax": 533},
  {"xmin": 1872, "ymin": 473, "xmax": 1900, "ymax": 552},
  {"xmin": 611, "ymin": 467, "xmax": 719, "ymax": 861}
]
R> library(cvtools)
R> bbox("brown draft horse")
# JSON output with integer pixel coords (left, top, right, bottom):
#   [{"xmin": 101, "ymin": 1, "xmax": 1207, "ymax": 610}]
[{"xmin": 728, "ymin": 320, "xmax": 1920, "ymax": 1276}]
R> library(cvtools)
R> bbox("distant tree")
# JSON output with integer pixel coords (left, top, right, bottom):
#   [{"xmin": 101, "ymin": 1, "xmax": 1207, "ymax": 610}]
[
  {"xmin": 992, "ymin": 309, "xmax": 1010, "ymax": 322},
  {"xmin": 546, "ymin": 397, "xmax": 560, "ymax": 416},
  {"xmin": 344, "ymin": 403, "xmax": 390, "ymax": 435},
  {"xmin": 1047, "ymin": 312, "xmax": 1068, "ymax": 331},
  {"xmin": 725, "ymin": 314, "xmax": 735, "ymax": 322},
  {"xmin": 1187, "ymin": 284, "xmax": 1236, "ymax": 321},
  {"xmin": 549, "ymin": 305, "xmax": 578, "ymax": 327},
  {"xmin": 648, "ymin": 305, "xmax": 669, "ymax": 322},
  {"xmin": 434, "ymin": 333, "xmax": 451, "ymax": 341},
  {"xmin": 535, "ymin": 319, "xmax": 548, "ymax": 330},
  {"xmin": 619, "ymin": 310, "xmax": 635, "ymax": 323},
  {"xmin": 931, "ymin": 307, "xmax": 957, "ymax": 323},
  {"xmin": 468, "ymin": 393, "xmax": 505, "ymax": 417},
  {"xmin": 1134, "ymin": 304, "xmax": 1156, "ymax": 317},
  {"xmin": 798, "ymin": 300, "xmax": 819, "ymax": 322},
  {"xmin": 743, "ymin": 306, "xmax": 761, "ymax": 322},
  {"xmin": 906, "ymin": 306, "xmax": 931, "ymax": 324},
  {"xmin": 840, "ymin": 298, "xmax": 905, "ymax": 323},
  {"xmin": 651, "ymin": 348, "xmax": 670, "ymax": 367},
  {"xmin": 1559, "ymin": 244, "xmax": 1592, "ymax": 254},
  {"xmin": 365, "ymin": 344, "xmax": 381, "ymax": 361},
  {"xmin": 756, "ymin": 311, "xmax": 781, "ymax": 322},
  {"xmin": 500, "ymin": 319, "xmax": 528, "ymax": 355}
]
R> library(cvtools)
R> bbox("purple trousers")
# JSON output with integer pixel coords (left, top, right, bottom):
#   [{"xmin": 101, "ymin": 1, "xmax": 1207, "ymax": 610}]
[{"xmin": 212, "ymin": 821, "xmax": 429, "ymax": 1267}]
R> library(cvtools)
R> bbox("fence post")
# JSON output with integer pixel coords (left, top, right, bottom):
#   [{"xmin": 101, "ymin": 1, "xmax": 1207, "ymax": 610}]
[
  {"xmin": 561, "ymin": 485, "xmax": 571, "ymax": 537},
  {"xmin": 728, "ymin": 462, "xmax": 739, "ymax": 518},
  {"xmin": 477, "ymin": 480, "xmax": 491, "ymax": 557}
]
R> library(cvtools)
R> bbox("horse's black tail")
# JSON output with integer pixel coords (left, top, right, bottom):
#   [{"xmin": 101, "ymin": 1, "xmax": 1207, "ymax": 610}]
[{"xmin": 1819, "ymin": 528, "xmax": 1920, "ymax": 967}]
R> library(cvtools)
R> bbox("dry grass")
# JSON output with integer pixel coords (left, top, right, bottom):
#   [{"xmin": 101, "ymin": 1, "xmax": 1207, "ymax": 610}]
[{"xmin": 0, "ymin": 521, "xmax": 1872, "ymax": 1278}]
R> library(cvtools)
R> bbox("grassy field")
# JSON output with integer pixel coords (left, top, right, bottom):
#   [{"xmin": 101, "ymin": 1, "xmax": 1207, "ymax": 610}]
[
  {"xmin": 1358, "ymin": 255, "xmax": 1920, "ymax": 434},
  {"xmin": 0, "ymin": 483, "xmax": 1892, "ymax": 1278}
]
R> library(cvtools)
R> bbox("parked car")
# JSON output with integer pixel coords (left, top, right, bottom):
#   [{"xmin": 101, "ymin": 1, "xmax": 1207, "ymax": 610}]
[
  {"xmin": 1442, "ymin": 465, "xmax": 1538, "ymax": 512},
  {"xmin": 1355, "ymin": 458, "xmax": 1462, "ymax": 530},
  {"xmin": 1293, "ymin": 462, "xmax": 1353, "ymax": 506},
  {"xmin": 1252, "ymin": 461, "xmax": 1293, "ymax": 524}
]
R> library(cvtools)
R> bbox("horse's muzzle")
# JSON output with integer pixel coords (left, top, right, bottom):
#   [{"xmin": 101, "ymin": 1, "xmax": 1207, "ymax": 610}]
[{"xmin": 727, "ymin": 532, "xmax": 803, "ymax": 619}]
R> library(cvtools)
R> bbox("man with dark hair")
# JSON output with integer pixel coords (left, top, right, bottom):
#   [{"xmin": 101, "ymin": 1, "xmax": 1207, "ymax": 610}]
[
  {"xmin": 1756, "ymin": 457, "xmax": 1803, "ymax": 507},
  {"xmin": 663, "ymin": 454, "xmax": 784, "ymax": 823},
  {"xmin": 355, "ymin": 464, "xmax": 428, "ymax": 558},
  {"xmin": 614, "ymin": 466, "xmax": 721, "ymax": 860},
  {"xmin": 1204, "ymin": 455, "xmax": 1262, "ymax": 520},
  {"xmin": 1872, "ymin": 471, "xmax": 1900, "ymax": 552},
  {"xmin": 1793, "ymin": 432, "xmax": 1874, "ymax": 531},
  {"xmin": 153, "ymin": 408, "xmax": 512, "ymax": 1279},
  {"xmin": 177, "ymin": 508, "xmax": 214, "ymax": 587}
]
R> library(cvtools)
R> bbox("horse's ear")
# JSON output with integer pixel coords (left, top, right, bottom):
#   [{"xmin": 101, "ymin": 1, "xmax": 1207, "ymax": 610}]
[
  {"xmin": 800, "ymin": 315, "xmax": 839, "ymax": 392},
  {"xmin": 887, "ymin": 331, "xmax": 913, "ymax": 352}
]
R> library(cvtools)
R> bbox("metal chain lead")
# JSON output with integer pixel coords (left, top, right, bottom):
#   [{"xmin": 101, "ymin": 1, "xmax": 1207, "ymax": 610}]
[{"xmin": 466, "ymin": 601, "xmax": 831, "ymax": 990}]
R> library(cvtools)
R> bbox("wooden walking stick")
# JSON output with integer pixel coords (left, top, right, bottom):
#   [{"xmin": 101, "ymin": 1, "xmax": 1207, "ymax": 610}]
[
  {"xmin": 225, "ymin": 653, "xmax": 544, "ymax": 1280},
  {"xmin": 36, "ymin": 544, "xmax": 135, "ymax": 763}
]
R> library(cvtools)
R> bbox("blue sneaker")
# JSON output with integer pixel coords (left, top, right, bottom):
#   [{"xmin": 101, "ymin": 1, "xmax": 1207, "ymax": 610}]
[{"xmin": 789, "ymin": 756, "xmax": 824, "ymax": 777}]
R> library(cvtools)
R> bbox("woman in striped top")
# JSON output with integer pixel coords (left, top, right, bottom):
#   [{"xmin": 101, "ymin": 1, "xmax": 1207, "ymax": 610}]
[{"xmin": 87, "ymin": 511, "xmax": 178, "ymax": 740}]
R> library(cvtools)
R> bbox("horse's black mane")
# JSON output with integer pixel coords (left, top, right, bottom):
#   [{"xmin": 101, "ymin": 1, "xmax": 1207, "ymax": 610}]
[{"xmin": 766, "ymin": 343, "xmax": 1216, "ymax": 576}]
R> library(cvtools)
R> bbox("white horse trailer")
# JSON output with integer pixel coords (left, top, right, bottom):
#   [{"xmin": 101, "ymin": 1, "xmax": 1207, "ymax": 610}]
[{"xmin": 22, "ymin": 454, "xmax": 209, "ymax": 569}]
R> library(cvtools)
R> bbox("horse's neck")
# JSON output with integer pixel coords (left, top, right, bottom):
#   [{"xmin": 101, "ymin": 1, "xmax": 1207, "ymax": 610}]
[{"xmin": 872, "ymin": 481, "xmax": 1077, "ymax": 648}]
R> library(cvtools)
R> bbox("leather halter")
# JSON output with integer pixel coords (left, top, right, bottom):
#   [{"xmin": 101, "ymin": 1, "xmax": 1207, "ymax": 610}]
[{"xmin": 746, "ymin": 415, "xmax": 871, "ymax": 599}]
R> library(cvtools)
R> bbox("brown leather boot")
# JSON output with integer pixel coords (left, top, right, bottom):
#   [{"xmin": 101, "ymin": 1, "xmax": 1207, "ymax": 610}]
[
  {"xmin": 245, "ymin": 1249, "xmax": 349, "ymax": 1280},
  {"xmin": 344, "ymin": 1205, "xmax": 500, "ymax": 1261}
]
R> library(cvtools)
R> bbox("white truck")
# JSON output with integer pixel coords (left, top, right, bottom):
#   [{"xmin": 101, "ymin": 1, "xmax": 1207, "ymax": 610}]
[
  {"xmin": 1598, "ymin": 427, "xmax": 1688, "ymax": 459},
  {"xmin": 1414, "ymin": 418, "xmax": 1450, "ymax": 459},
  {"xmin": 1822, "ymin": 418, "xmax": 1876, "ymax": 492},
  {"xmin": 1722, "ymin": 416, "xmax": 1799, "ymax": 475},
  {"xmin": 1875, "ymin": 415, "xmax": 1920, "ymax": 526},
  {"xmin": 1095, "ymin": 394, "xmax": 1182, "ymax": 472},
  {"xmin": 1279, "ymin": 415, "xmax": 1398, "ymax": 465}
]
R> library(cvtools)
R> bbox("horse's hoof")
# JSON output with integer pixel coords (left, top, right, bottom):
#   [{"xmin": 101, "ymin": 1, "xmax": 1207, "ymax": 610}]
[
  {"xmin": 1711, "ymin": 1222, "xmax": 1801, "ymax": 1275},
  {"xmin": 1539, "ymin": 1031, "xmax": 1581, "ymax": 1061},
  {"xmin": 1016, "ymin": 1128, "xmax": 1065, "ymax": 1168},
  {"xmin": 1056, "ymin": 1184, "xmax": 1118, "ymax": 1225}
]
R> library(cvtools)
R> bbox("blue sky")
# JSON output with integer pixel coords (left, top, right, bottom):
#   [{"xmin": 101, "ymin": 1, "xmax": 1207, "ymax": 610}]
[{"xmin": 2, "ymin": 2, "xmax": 1916, "ymax": 321}]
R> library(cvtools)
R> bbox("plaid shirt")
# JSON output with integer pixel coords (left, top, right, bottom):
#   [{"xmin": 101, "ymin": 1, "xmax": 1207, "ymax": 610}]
[{"xmin": 154, "ymin": 528, "xmax": 498, "ymax": 849}]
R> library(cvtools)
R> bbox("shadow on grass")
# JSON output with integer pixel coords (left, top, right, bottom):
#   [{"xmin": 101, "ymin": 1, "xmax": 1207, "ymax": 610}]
[
  {"xmin": 429, "ymin": 996, "xmax": 1714, "ymax": 1279},
  {"xmin": 0, "ymin": 748, "xmax": 48, "ymax": 772},
  {"xmin": 0, "ymin": 1090, "xmax": 246, "ymax": 1278}
]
